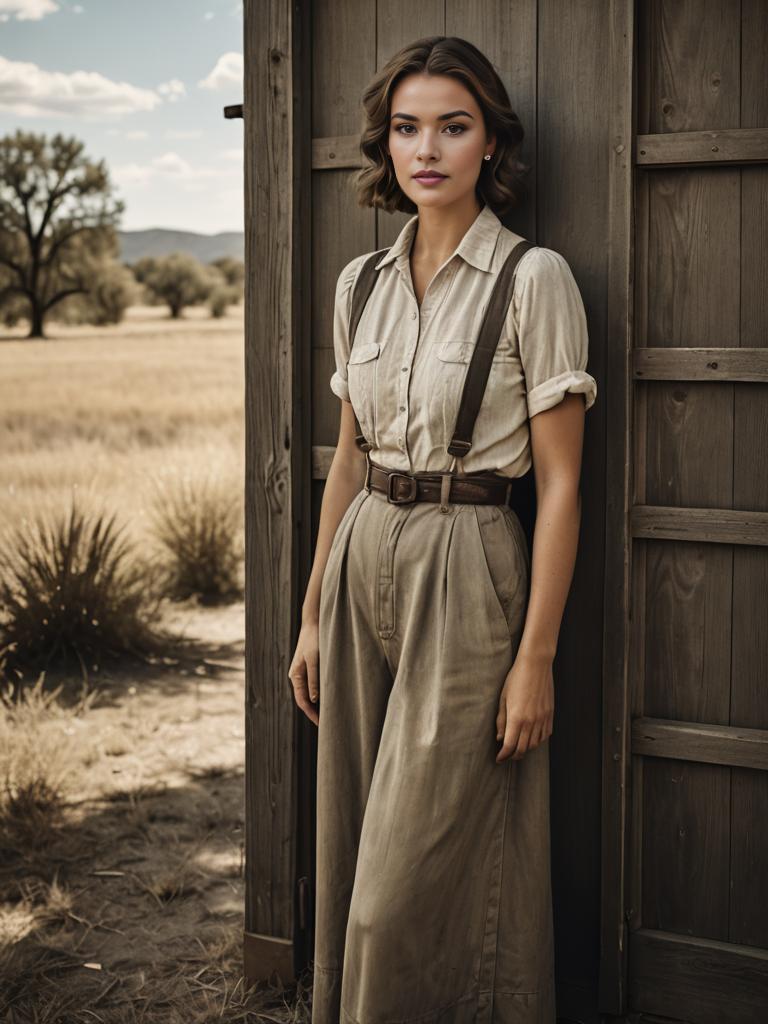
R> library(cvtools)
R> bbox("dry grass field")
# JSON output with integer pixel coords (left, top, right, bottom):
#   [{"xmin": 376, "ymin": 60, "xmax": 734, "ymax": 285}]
[
  {"xmin": 0, "ymin": 303, "xmax": 245, "ymax": 540},
  {"xmin": 0, "ymin": 305, "xmax": 311, "ymax": 1022}
]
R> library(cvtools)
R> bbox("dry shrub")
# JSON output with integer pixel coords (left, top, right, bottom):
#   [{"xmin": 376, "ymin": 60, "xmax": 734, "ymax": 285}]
[
  {"xmin": 0, "ymin": 675, "xmax": 95, "ymax": 854},
  {"xmin": 0, "ymin": 499, "xmax": 166, "ymax": 681},
  {"xmin": 148, "ymin": 473, "xmax": 243, "ymax": 606}
]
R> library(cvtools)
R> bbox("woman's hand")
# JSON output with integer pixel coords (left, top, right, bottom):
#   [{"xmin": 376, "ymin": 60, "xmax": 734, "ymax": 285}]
[
  {"xmin": 495, "ymin": 651, "xmax": 554, "ymax": 763},
  {"xmin": 288, "ymin": 618, "xmax": 320, "ymax": 726}
]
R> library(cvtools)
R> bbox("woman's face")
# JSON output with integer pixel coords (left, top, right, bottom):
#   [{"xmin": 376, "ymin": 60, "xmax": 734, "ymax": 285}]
[{"xmin": 386, "ymin": 72, "xmax": 494, "ymax": 211}]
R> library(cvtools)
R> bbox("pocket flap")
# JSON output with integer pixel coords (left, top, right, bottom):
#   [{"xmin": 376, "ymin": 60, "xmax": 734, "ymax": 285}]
[
  {"xmin": 348, "ymin": 341, "xmax": 380, "ymax": 364},
  {"xmin": 437, "ymin": 340, "xmax": 472, "ymax": 363}
]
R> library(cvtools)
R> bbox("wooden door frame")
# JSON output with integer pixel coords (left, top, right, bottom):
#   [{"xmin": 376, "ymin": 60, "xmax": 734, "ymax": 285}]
[
  {"xmin": 243, "ymin": 0, "xmax": 312, "ymax": 985},
  {"xmin": 599, "ymin": 0, "xmax": 636, "ymax": 1016}
]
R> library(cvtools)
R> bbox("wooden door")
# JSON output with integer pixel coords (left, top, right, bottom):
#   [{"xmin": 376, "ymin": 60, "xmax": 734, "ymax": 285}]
[
  {"xmin": 607, "ymin": 3, "xmax": 768, "ymax": 1021},
  {"xmin": 246, "ymin": 0, "xmax": 613, "ymax": 1016}
]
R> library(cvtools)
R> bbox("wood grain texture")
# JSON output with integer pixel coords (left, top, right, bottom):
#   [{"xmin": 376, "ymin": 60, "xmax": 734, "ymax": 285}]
[
  {"xmin": 634, "ymin": 348, "xmax": 768, "ymax": 382},
  {"xmin": 636, "ymin": 127, "xmax": 768, "ymax": 166},
  {"xmin": 632, "ymin": 505, "xmax": 768, "ymax": 545},
  {"xmin": 632, "ymin": 717, "xmax": 768, "ymax": 771},
  {"xmin": 599, "ymin": 0, "xmax": 635, "ymax": 1016},
  {"xmin": 629, "ymin": 927, "xmax": 768, "ymax": 1024},
  {"xmin": 627, "ymin": 1, "xmax": 768, "ymax": 1016},
  {"xmin": 244, "ymin": 0, "xmax": 307, "ymax": 975}
]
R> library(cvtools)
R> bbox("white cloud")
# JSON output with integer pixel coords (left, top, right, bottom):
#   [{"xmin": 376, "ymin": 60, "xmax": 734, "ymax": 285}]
[
  {"xmin": 0, "ymin": 55, "xmax": 164, "ymax": 118},
  {"xmin": 125, "ymin": 129, "xmax": 148, "ymax": 140},
  {"xmin": 72, "ymin": 3, "xmax": 83, "ymax": 12},
  {"xmin": 203, "ymin": 11, "xmax": 214, "ymax": 20},
  {"xmin": 113, "ymin": 151, "xmax": 240, "ymax": 192},
  {"xmin": 0, "ymin": 0, "xmax": 58, "ymax": 20},
  {"xmin": 220, "ymin": 147, "xmax": 243, "ymax": 162},
  {"xmin": 166, "ymin": 129, "xmax": 203, "ymax": 140},
  {"xmin": 157, "ymin": 78, "xmax": 186, "ymax": 103},
  {"xmin": 198, "ymin": 52, "xmax": 242, "ymax": 92}
]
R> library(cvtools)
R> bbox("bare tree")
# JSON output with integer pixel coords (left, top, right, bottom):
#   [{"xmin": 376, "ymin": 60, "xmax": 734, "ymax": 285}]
[{"xmin": 0, "ymin": 130, "xmax": 124, "ymax": 339}]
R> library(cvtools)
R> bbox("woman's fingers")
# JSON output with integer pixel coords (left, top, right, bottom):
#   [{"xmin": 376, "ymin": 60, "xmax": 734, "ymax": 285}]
[
  {"xmin": 496, "ymin": 704, "xmax": 552, "ymax": 762},
  {"xmin": 288, "ymin": 654, "xmax": 319, "ymax": 726},
  {"xmin": 306, "ymin": 651, "xmax": 319, "ymax": 704}
]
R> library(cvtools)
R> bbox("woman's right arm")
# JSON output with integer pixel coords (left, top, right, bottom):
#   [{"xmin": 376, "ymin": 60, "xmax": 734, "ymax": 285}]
[{"xmin": 288, "ymin": 398, "xmax": 366, "ymax": 725}]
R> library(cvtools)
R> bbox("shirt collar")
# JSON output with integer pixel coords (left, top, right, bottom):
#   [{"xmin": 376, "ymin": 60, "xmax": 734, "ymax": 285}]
[{"xmin": 373, "ymin": 202, "xmax": 503, "ymax": 273}]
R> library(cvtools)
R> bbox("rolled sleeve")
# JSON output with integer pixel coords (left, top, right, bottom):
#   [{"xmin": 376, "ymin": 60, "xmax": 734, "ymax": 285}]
[
  {"xmin": 330, "ymin": 254, "xmax": 365, "ymax": 403},
  {"xmin": 514, "ymin": 247, "xmax": 597, "ymax": 419}
]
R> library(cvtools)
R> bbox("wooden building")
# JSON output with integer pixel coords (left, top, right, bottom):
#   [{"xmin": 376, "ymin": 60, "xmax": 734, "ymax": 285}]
[{"xmin": 241, "ymin": 2, "xmax": 768, "ymax": 1020}]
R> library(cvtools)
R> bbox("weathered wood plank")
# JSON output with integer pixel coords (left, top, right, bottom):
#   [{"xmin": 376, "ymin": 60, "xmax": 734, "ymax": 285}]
[
  {"xmin": 633, "ymin": 0, "xmax": 743, "ymax": 969},
  {"xmin": 632, "ymin": 506, "xmax": 768, "ymax": 546},
  {"xmin": 312, "ymin": 134, "xmax": 363, "ymax": 170},
  {"xmin": 598, "ymin": 0, "xmax": 635, "ymax": 1016},
  {"xmin": 634, "ymin": 347, "xmax": 768, "ymax": 382},
  {"xmin": 629, "ymin": 927, "xmax": 768, "ymax": 1024},
  {"xmin": 243, "ymin": 0, "xmax": 305, "ymax": 974},
  {"xmin": 732, "ymin": 0, "xmax": 768, "ymax": 952},
  {"xmin": 641, "ymin": 757, "xmax": 730, "ymax": 938},
  {"xmin": 636, "ymin": 128, "xmax": 768, "ymax": 167},
  {"xmin": 632, "ymin": 717, "xmax": 768, "ymax": 771}
]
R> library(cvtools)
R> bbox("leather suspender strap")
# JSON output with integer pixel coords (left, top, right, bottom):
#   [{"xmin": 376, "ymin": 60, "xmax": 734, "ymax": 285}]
[
  {"xmin": 346, "ymin": 247, "xmax": 390, "ymax": 452},
  {"xmin": 447, "ymin": 239, "xmax": 536, "ymax": 459}
]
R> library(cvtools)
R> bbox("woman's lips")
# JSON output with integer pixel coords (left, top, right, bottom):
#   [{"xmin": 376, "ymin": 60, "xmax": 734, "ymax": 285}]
[{"xmin": 413, "ymin": 174, "xmax": 447, "ymax": 186}]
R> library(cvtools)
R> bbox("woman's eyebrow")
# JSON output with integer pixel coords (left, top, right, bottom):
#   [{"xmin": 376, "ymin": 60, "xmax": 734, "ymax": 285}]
[{"xmin": 390, "ymin": 110, "xmax": 475, "ymax": 122}]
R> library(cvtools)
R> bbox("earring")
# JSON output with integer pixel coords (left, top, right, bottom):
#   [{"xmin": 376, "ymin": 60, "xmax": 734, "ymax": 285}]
[{"xmin": 483, "ymin": 154, "xmax": 491, "ymax": 161}]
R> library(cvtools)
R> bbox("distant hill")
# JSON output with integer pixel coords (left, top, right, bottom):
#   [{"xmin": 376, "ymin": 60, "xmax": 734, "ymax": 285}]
[{"xmin": 118, "ymin": 228, "xmax": 244, "ymax": 265}]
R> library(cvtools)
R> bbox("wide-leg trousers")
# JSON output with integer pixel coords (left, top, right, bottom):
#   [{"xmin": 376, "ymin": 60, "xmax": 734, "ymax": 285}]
[{"xmin": 312, "ymin": 484, "xmax": 556, "ymax": 1024}]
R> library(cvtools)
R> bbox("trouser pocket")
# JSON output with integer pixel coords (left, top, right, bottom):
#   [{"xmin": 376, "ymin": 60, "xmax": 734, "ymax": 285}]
[{"xmin": 473, "ymin": 503, "xmax": 529, "ymax": 638}]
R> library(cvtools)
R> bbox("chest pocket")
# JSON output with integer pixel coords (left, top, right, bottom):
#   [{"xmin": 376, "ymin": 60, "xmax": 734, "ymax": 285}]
[
  {"xmin": 347, "ymin": 341, "xmax": 381, "ymax": 444},
  {"xmin": 429, "ymin": 337, "xmax": 522, "ymax": 450},
  {"xmin": 430, "ymin": 341, "xmax": 472, "ymax": 448}
]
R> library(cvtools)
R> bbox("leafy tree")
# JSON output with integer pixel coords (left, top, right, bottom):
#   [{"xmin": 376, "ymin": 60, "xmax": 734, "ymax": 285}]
[
  {"xmin": 56, "ymin": 260, "xmax": 139, "ymax": 326},
  {"xmin": 210, "ymin": 255, "xmax": 244, "ymax": 290},
  {"xmin": 138, "ymin": 251, "xmax": 213, "ymax": 318},
  {"xmin": 0, "ymin": 130, "xmax": 125, "ymax": 339}
]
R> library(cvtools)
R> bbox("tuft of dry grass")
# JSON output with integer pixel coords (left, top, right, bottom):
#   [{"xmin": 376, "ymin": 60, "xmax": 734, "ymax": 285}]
[
  {"xmin": 0, "ymin": 674, "xmax": 96, "ymax": 858},
  {"xmin": 147, "ymin": 473, "xmax": 243, "ymax": 606},
  {"xmin": 0, "ymin": 499, "xmax": 169, "ymax": 682}
]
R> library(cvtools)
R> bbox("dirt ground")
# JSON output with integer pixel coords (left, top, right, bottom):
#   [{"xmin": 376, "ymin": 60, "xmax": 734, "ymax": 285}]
[
  {"xmin": 0, "ymin": 600, "xmax": 312, "ymax": 1023},
  {"xmin": 0, "ymin": 304, "xmax": 314, "ymax": 1020}
]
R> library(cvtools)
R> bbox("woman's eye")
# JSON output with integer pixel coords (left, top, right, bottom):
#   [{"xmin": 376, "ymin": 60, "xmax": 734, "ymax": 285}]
[{"xmin": 393, "ymin": 123, "xmax": 466, "ymax": 135}]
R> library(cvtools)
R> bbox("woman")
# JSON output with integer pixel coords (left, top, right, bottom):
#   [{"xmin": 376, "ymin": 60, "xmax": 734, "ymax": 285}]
[{"xmin": 288, "ymin": 35, "xmax": 597, "ymax": 1024}]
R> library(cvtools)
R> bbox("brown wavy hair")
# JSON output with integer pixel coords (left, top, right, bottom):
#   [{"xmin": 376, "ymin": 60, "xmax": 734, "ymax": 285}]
[{"xmin": 355, "ymin": 36, "xmax": 529, "ymax": 217}]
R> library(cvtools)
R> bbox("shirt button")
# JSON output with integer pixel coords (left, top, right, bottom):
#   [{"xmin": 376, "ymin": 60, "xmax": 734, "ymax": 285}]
[
  {"xmin": 401, "ymin": 366, "xmax": 408, "ymax": 372},
  {"xmin": 399, "ymin": 405, "xmax": 405, "ymax": 411},
  {"xmin": 410, "ymin": 311, "xmax": 417, "ymax": 319},
  {"xmin": 397, "ymin": 436, "xmax": 403, "ymax": 445}
]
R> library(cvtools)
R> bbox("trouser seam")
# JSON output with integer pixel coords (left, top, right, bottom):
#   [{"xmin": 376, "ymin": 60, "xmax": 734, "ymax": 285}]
[{"xmin": 488, "ymin": 760, "xmax": 513, "ymax": 1008}]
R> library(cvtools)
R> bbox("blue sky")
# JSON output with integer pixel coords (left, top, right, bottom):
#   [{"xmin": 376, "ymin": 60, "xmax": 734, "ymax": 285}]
[{"xmin": 0, "ymin": 0, "xmax": 244, "ymax": 233}]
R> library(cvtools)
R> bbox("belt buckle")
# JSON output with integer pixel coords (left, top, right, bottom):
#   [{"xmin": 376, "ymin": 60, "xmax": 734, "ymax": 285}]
[{"xmin": 386, "ymin": 471, "xmax": 418, "ymax": 505}]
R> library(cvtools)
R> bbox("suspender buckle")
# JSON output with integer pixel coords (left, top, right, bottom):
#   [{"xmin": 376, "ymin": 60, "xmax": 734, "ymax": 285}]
[{"xmin": 447, "ymin": 439, "xmax": 472, "ymax": 458}]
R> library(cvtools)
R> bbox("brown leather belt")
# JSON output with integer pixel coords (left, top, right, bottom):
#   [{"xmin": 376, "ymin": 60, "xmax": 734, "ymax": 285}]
[{"xmin": 365, "ymin": 458, "xmax": 513, "ymax": 508}]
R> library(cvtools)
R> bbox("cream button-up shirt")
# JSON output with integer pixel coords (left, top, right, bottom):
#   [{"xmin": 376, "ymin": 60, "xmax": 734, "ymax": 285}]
[{"xmin": 330, "ymin": 202, "xmax": 597, "ymax": 478}]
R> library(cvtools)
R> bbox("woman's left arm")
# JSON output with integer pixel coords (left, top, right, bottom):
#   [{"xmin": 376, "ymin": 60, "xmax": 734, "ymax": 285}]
[{"xmin": 495, "ymin": 392, "xmax": 586, "ymax": 763}]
